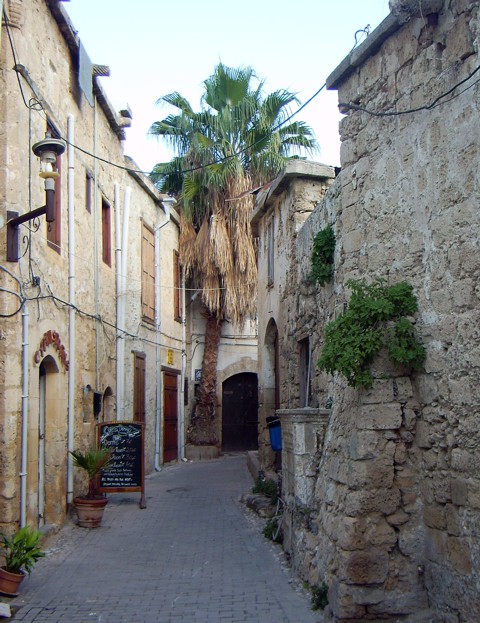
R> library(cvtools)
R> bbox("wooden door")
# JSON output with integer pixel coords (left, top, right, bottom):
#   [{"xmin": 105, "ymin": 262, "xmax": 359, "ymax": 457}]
[
  {"xmin": 222, "ymin": 373, "xmax": 258, "ymax": 451},
  {"xmin": 163, "ymin": 372, "xmax": 178, "ymax": 462},
  {"xmin": 133, "ymin": 354, "xmax": 146, "ymax": 423}
]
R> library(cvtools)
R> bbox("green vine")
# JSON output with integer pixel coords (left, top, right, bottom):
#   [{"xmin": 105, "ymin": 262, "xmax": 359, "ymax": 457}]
[
  {"xmin": 318, "ymin": 279, "xmax": 426, "ymax": 389},
  {"xmin": 310, "ymin": 225, "xmax": 336, "ymax": 286}
]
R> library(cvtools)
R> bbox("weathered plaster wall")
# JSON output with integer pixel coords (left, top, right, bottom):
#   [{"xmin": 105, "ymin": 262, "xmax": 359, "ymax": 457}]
[{"xmin": 0, "ymin": 0, "xmax": 181, "ymax": 529}]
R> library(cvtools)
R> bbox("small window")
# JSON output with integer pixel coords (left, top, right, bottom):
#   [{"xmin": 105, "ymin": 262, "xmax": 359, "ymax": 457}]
[
  {"xmin": 85, "ymin": 172, "xmax": 92, "ymax": 213},
  {"xmin": 102, "ymin": 197, "xmax": 111, "ymax": 266},
  {"xmin": 299, "ymin": 337, "xmax": 312, "ymax": 408},
  {"xmin": 141, "ymin": 223, "xmax": 155, "ymax": 323},
  {"xmin": 173, "ymin": 250, "xmax": 182, "ymax": 322},
  {"xmin": 267, "ymin": 216, "xmax": 274, "ymax": 286}
]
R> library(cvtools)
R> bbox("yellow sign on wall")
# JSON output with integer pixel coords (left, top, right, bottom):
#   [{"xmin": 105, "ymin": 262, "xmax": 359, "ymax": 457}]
[{"xmin": 167, "ymin": 349, "xmax": 174, "ymax": 366}]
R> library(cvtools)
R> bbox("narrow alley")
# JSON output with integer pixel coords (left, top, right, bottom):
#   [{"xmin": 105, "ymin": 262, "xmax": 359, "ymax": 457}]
[{"xmin": 9, "ymin": 455, "xmax": 321, "ymax": 623}]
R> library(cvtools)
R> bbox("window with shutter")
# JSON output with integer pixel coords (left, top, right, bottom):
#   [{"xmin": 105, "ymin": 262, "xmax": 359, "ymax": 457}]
[{"xmin": 142, "ymin": 223, "xmax": 155, "ymax": 323}]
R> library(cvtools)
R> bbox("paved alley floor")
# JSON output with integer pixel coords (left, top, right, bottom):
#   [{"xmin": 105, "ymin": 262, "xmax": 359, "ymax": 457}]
[{"xmin": 9, "ymin": 454, "xmax": 322, "ymax": 623}]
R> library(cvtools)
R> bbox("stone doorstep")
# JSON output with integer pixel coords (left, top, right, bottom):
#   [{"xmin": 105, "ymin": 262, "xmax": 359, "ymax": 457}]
[{"xmin": 184, "ymin": 444, "xmax": 220, "ymax": 461}]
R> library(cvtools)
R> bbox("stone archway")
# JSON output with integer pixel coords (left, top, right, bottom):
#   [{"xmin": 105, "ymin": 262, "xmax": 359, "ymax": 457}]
[
  {"xmin": 103, "ymin": 386, "xmax": 115, "ymax": 422},
  {"xmin": 34, "ymin": 353, "xmax": 67, "ymax": 528},
  {"xmin": 217, "ymin": 357, "xmax": 257, "ymax": 449}
]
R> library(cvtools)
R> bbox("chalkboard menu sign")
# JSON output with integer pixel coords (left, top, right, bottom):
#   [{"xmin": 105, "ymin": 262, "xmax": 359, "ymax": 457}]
[{"xmin": 97, "ymin": 422, "xmax": 146, "ymax": 508}]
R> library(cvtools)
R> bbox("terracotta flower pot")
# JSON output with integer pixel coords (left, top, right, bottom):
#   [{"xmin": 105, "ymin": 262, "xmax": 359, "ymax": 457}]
[
  {"xmin": 0, "ymin": 567, "xmax": 25, "ymax": 596},
  {"xmin": 73, "ymin": 496, "xmax": 108, "ymax": 528}
]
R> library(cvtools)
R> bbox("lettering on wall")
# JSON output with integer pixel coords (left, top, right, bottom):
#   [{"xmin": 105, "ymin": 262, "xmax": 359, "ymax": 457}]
[{"xmin": 34, "ymin": 330, "xmax": 69, "ymax": 370}]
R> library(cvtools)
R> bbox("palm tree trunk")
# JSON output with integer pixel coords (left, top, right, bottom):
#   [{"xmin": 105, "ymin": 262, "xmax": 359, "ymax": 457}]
[{"xmin": 188, "ymin": 309, "xmax": 223, "ymax": 445}]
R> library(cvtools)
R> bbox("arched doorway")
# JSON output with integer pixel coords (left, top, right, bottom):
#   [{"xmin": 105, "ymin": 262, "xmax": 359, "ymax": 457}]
[
  {"xmin": 103, "ymin": 387, "xmax": 115, "ymax": 422},
  {"xmin": 222, "ymin": 373, "xmax": 258, "ymax": 451},
  {"xmin": 38, "ymin": 355, "xmax": 59, "ymax": 528}
]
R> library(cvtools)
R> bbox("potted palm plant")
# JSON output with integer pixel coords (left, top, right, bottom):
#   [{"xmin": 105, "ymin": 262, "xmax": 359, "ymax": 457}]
[
  {"xmin": 70, "ymin": 447, "xmax": 112, "ymax": 528},
  {"xmin": 0, "ymin": 526, "xmax": 44, "ymax": 596}
]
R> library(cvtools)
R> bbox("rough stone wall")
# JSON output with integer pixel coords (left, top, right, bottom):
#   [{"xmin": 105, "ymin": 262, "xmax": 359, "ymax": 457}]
[
  {"xmin": 255, "ymin": 2, "xmax": 480, "ymax": 621},
  {"xmin": 253, "ymin": 162, "xmax": 335, "ymax": 471}
]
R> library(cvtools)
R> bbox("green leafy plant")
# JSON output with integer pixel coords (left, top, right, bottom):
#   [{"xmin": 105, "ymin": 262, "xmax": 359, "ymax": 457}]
[
  {"xmin": 70, "ymin": 447, "xmax": 112, "ymax": 499},
  {"xmin": 310, "ymin": 225, "xmax": 336, "ymax": 286},
  {"xmin": 252, "ymin": 478, "xmax": 278, "ymax": 503},
  {"xmin": 311, "ymin": 582, "xmax": 329, "ymax": 611},
  {"xmin": 318, "ymin": 279, "xmax": 426, "ymax": 389},
  {"xmin": 262, "ymin": 517, "xmax": 283, "ymax": 543},
  {"xmin": 0, "ymin": 526, "xmax": 45, "ymax": 575}
]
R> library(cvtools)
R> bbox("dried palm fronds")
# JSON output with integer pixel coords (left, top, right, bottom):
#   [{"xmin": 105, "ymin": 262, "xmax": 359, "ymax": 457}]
[
  {"xmin": 209, "ymin": 213, "xmax": 233, "ymax": 275},
  {"xmin": 201, "ymin": 272, "xmax": 221, "ymax": 314},
  {"xmin": 179, "ymin": 214, "xmax": 197, "ymax": 277}
]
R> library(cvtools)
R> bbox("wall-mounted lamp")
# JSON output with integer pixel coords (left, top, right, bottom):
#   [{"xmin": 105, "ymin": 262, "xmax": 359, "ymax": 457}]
[{"xmin": 7, "ymin": 133, "xmax": 66, "ymax": 261}]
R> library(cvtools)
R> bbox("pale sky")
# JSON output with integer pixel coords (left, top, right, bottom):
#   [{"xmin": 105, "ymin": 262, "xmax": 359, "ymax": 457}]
[{"xmin": 64, "ymin": 0, "xmax": 390, "ymax": 174}]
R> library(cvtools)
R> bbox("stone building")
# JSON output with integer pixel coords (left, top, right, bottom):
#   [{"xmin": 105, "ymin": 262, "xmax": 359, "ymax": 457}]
[
  {"xmin": 187, "ymin": 298, "xmax": 258, "ymax": 458},
  {"xmin": 0, "ymin": 0, "xmax": 182, "ymax": 532},
  {"xmin": 254, "ymin": 1, "xmax": 479, "ymax": 621}
]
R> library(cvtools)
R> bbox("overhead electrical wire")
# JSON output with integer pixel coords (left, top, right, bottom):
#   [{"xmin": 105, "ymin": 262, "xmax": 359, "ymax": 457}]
[
  {"xmin": 339, "ymin": 62, "xmax": 480, "ymax": 117},
  {"xmin": 2, "ymin": 7, "xmax": 368, "ymax": 178},
  {"xmin": 5, "ymin": 8, "xmax": 479, "ymax": 179}
]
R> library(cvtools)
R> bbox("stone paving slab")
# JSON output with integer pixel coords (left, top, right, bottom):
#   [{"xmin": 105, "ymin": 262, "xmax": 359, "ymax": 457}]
[{"xmin": 8, "ymin": 454, "xmax": 323, "ymax": 623}]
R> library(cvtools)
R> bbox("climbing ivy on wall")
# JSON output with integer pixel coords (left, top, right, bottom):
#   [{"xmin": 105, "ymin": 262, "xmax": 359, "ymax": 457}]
[
  {"xmin": 310, "ymin": 225, "xmax": 336, "ymax": 286},
  {"xmin": 318, "ymin": 279, "xmax": 426, "ymax": 389}
]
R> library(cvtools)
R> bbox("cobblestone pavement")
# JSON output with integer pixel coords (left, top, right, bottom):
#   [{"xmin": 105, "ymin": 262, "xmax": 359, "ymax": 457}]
[{"xmin": 8, "ymin": 454, "xmax": 323, "ymax": 623}]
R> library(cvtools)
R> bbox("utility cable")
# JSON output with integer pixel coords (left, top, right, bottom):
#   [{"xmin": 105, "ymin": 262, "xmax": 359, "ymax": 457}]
[
  {"xmin": 3, "ymin": 3, "xmax": 370, "ymax": 179},
  {"xmin": 339, "ymin": 63, "xmax": 480, "ymax": 117}
]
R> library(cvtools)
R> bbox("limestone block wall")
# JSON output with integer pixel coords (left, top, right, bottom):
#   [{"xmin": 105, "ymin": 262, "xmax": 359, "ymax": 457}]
[
  {"xmin": 0, "ymin": 0, "xmax": 182, "ymax": 529},
  {"xmin": 267, "ymin": 2, "xmax": 480, "ymax": 621},
  {"xmin": 277, "ymin": 408, "xmax": 330, "ymax": 581},
  {"xmin": 325, "ymin": 3, "xmax": 480, "ymax": 620}
]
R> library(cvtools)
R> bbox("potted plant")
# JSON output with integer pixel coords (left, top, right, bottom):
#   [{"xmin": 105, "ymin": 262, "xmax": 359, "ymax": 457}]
[
  {"xmin": 0, "ymin": 526, "xmax": 44, "ymax": 596},
  {"xmin": 70, "ymin": 447, "xmax": 112, "ymax": 528}
]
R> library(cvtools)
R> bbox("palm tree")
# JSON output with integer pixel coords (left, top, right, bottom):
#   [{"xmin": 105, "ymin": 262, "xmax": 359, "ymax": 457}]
[{"xmin": 150, "ymin": 63, "xmax": 317, "ymax": 445}]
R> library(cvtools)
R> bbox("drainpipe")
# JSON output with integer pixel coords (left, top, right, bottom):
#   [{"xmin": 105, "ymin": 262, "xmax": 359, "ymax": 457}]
[
  {"xmin": 154, "ymin": 198, "xmax": 174, "ymax": 470},
  {"xmin": 19, "ymin": 306, "xmax": 29, "ymax": 527},
  {"xmin": 179, "ymin": 265, "xmax": 186, "ymax": 460},
  {"xmin": 67, "ymin": 115, "xmax": 75, "ymax": 504},
  {"xmin": 93, "ymin": 97, "xmax": 100, "ymax": 390},
  {"xmin": 118, "ymin": 187, "xmax": 131, "ymax": 418},
  {"xmin": 114, "ymin": 183, "xmax": 124, "ymax": 420}
]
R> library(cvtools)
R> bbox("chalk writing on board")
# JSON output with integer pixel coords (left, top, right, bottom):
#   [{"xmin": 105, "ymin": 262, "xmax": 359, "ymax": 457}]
[
  {"xmin": 100, "ymin": 424, "xmax": 141, "ymax": 445},
  {"xmin": 98, "ymin": 423, "xmax": 143, "ymax": 489}
]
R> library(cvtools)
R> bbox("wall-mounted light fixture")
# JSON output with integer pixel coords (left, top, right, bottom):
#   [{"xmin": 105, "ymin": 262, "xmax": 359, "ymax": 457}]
[{"xmin": 7, "ymin": 133, "xmax": 66, "ymax": 262}]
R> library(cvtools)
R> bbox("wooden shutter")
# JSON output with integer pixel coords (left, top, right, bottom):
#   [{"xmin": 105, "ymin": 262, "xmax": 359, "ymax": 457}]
[{"xmin": 142, "ymin": 223, "xmax": 155, "ymax": 322}]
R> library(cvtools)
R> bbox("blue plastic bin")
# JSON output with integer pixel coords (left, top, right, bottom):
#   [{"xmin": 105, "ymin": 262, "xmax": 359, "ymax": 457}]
[{"xmin": 267, "ymin": 417, "xmax": 282, "ymax": 451}]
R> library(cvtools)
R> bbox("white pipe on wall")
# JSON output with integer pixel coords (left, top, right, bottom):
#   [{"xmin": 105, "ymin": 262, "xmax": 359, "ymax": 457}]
[
  {"xmin": 67, "ymin": 115, "xmax": 75, "ymax": 503},
  {"xmin": 154, "ymin": 202, "xmax": 172, "ymax": 470},
  {"xmin": 120, "ymin": 188, "xmax": 131, "ymax": 311},
  {"xmin": 154, "ymin": 224, "xmax": 162, "ymax": 470},
  {"xmin": 93, "ymin": 97, "xmax": 100, "ymax": 390},
  {"xmin": 114, "ymin": 183, "xmax": 124, "ymax": 421},
  {"xmin": 117, "ymin": 187, "xmax": 131, "ymax": 419},
  {"xmin": 19, "ymin": 306, "xmax": 29, "ymax": 527},
  {"xmin": 179, "ymin": 266, "xmax": 186, "ymax": 460}
]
